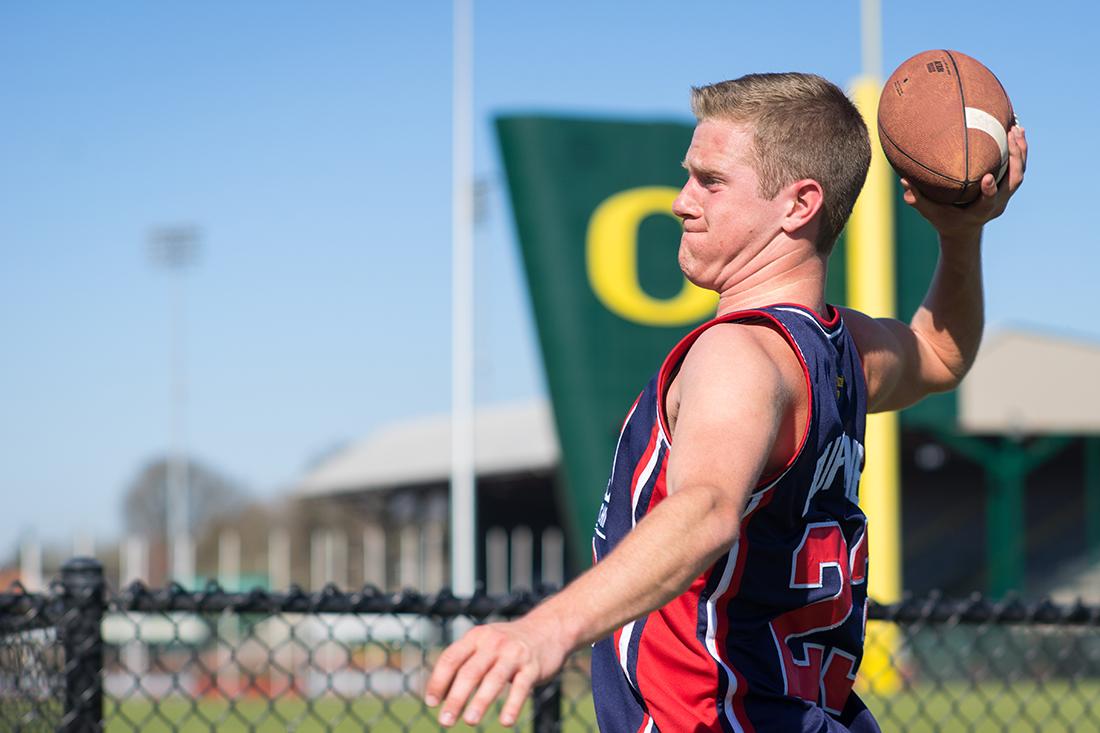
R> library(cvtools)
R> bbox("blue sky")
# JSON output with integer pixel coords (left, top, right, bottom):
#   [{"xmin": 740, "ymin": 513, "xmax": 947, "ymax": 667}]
[{"xmin": 2, "ymin": 1, "xmax": 1096, "ymax": 548}]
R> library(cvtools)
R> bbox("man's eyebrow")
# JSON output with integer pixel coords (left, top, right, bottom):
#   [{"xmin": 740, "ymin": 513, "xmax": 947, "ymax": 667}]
[{"xmin": 681, "ymin": 159, "xmax": 724, "ymax": 179}]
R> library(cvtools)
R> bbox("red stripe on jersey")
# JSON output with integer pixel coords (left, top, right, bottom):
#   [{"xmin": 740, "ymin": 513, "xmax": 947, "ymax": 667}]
[
  {"xmin": 651, "ymin": 450, "xmax": 668, "ymax": 503},
  {"xmin": 635, "ymin": 573, "xmax": 725, "ymax": 730},
  {"xmin": 771, "ymin": 302, "xmax": 841, "ymax": 330},
  {"xmin": 628, "ymin": 417, "xmax": 662, "ymax": 511}
]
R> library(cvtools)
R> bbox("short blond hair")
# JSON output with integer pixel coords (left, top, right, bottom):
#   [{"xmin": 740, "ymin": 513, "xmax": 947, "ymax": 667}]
[{"xmin": 691, "ymin": 73, "xmax": 870, "ymax": 253}]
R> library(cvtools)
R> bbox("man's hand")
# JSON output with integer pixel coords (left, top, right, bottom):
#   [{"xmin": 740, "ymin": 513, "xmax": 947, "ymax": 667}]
[
  {"xmin": 901, "ymin": 124, "xmax": 1027, "ymax": 240},
  {"xmin": 424, "ymin": 615, "xmax": 568, "ymax": 727}
]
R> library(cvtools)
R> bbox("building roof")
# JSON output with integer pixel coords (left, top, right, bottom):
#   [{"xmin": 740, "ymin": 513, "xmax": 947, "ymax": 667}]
[
  {"xmin": 959, "ymin": 328, "xmax": 1100, "ymax": 434},
  {"xmin": 296, "ymin": 400, "xmax": 559, "ymax": 497}
]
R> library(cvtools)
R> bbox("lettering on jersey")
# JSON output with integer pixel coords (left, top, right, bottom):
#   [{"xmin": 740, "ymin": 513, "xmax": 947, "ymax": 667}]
[{"xmin": 803, "ymin": 433, "xmax": 864, "ymax": 517}]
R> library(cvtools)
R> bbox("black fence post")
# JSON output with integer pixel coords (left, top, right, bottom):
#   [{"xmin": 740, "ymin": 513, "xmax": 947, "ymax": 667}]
[
  {"xmin": 532, "ymin": 677, "xmax": 562, "ymax": 733},
  {"xmin": 58, "ymin": 557, "xmax": 105, "ymax": 733}
]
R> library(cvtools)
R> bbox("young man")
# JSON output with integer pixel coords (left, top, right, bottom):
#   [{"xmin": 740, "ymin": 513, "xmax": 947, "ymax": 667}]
[{"xmin": 425, "ymin": 73, "xmax": 1026, "ymax": 731}]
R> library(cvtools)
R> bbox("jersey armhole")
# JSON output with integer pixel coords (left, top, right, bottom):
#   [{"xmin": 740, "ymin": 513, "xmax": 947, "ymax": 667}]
[
  {"xmin": 655, "ymin": 310, "xmax": 813, "ymax": 492},
  {"xmin": 834, "ymin": 306, "xmax": 872, "ymax": 396}
]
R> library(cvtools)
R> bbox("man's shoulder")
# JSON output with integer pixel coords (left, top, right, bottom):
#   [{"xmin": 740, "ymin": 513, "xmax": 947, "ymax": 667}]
[
  {"xmin": 675, "ymin": 319, "xmax": 804, "ymax": 406},
  {"xmin": 685, "ymin": 318, "xmax": 802, "ymax": 373}
]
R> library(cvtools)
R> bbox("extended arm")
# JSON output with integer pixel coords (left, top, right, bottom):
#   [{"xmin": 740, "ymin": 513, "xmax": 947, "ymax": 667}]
[
  {"xmin": 423, "ymin": 325, "xmax": 793, "ymax": 727},
  {"xmin": 841, "ymin": 125, "xmax": 1027, "ymax": 412}
]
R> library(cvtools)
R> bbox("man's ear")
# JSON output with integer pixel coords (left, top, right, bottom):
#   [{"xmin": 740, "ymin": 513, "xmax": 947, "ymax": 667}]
[{"xmin": 781, "ymin": 179, "xmax": 825, "ymax": 236}]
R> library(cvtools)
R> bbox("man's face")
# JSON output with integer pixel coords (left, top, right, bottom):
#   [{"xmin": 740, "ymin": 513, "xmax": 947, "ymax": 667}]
[{"xmin": 672, "ymin": 119, "xmax": 785, "ymax": 291}]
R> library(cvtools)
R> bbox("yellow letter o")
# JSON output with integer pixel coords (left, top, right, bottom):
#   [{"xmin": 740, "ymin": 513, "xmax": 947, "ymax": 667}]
[{"xmin": 586, "ymin": 187, "xmax": 717, "ymax": 326}]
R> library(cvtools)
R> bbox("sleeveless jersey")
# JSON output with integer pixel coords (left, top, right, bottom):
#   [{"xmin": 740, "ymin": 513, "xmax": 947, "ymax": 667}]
[{"xmin": 590, "ymin": 304, "xmax": 878, "ymax": 733}]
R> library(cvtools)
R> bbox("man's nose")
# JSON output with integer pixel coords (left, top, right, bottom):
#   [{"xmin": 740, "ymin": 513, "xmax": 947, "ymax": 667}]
[{"xmin": 672, "ymin": 185, "xmax": 699, "ymax": 220}]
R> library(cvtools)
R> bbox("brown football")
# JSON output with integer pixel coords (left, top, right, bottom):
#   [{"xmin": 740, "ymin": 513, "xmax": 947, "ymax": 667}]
[{"xmin": 878, "ymin": 50, "xmax": 1014, "ymax": 204}]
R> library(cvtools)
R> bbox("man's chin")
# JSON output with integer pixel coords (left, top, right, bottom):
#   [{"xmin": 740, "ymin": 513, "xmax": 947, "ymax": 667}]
[{"xmin": 680, "ymin": 266, "xmax": 714, "ymax": 292}]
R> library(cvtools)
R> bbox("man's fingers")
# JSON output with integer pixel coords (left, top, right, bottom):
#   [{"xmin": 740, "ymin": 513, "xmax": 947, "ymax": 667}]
[
  {"xmin": 899, "ymin": 178, "xmax": 943, "ymax": 220},
  {"xmin": 1006, "ymin": 126, "xmax": 1026, "ymax": 192},
  {"xmin": 499, "ymin": 666, "xmax": 538, "ymax": 727},
  {"xmin": 439, "ymin": 649, "xmax": 497, "ymax": 727},
  {"xmin": 426, "ymin": 619, "xmax": 563, "ymax": 728},
  {"xmin": 980, "ymin": 173, "xmax": 997, "ymax": 199},
  {"xmin": 462, "ymin": 659, "xmax": 517, "ymax": 725},
  {"xmin": 424, "ymin": 638, "xmax": 475, "ymax": 707},
  {"xmin": 899, "ymin": 178, "xmax": 919, "ymax": 206}
]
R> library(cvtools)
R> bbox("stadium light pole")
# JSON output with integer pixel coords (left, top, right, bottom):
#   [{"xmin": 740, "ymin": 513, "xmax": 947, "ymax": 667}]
[
  {"xmin": 450, "ymin": 0, "xmax": 476, "ymax": 601},
  {"xmin": 149, "ymin": 225, "xmax": 200, "ymax": 588}
]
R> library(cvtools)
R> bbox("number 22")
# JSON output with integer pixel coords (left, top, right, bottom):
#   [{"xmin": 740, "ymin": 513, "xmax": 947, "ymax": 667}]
[{"xmin": 768, "ymin": 521, "xmax": 868, "ymax": 714}]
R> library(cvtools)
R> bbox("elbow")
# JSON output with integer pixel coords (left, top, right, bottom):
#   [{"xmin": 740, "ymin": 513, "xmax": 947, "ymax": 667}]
[
  {"xmin": 929, "ymin": 350, "xmax": 977, "ymax": 394},
  {"xmin": 907, "ymin": 311, "xmax": 984, "ymax": 397},
  {"xmin": 655, "ymin": 484, "xmax": 745, "ymax": 596},
  {"xmin": 696, "ymin": 491, "xmax": 743, "ymax": 561},
  {"xmin": 926, "ymin": 369, "xmax": 965, "ymax": 395},
  {"xmin": 917, "ymin": 329, "xmax": 981, "ymax": 395}
]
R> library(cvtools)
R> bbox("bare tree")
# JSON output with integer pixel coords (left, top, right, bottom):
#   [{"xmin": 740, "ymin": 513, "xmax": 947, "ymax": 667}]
[{"xmin": 121, "ymin": 456, "xmax": 250, "ymax": 540}]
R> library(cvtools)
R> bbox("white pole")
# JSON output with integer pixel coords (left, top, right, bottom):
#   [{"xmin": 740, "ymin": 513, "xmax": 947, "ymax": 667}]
[
  {"xmin": 861, "ymin": 0, "xmax": 882, "ymax": 80},
  {"xmin": 485, "ymin": 527, "xmax": 508, "ymax": 595},
  {"xmin": 362, "ymin": 524, "xmax": 386, "ymax": 590},
  {"xmin": 217, "ymin": 529, "xmax": 241, "ymax": 695},
  {"xmin": 121, "ymin": 535, "xmax": 149, "ymax": 678},
  {"xmin": 266, "ymin": 526, "xmax": 292, "ymax": 696},
  {"xmin": 311, "ymin": 530, "xmax": 326, "ymax": 588},
  {"xmin": 400, "ymin": 525, "xmax": 422, "ymax": 591},
  {"xmin": 149, "ymin": 226, "xmax": 198, "ymax": 588},
  {"xmin": 268, "ymin": 527, "xmax": 290, "ymax": 591},
  {"xmin": 218, "ymin": 529, "xmax": 241, "ymax": 590},
  {"xmin": 122, "ymin": 535, "xmax": 149, "ymax": 586},
  {"xmin": 424, "ymin": 520, "xmax": 446, "ymax": 593},
  {"xmin": 541, "ymin": 527, "xmax": 565, "ymax": 589},
  {"xmin": 510, "ymin": 526, "xmax": 534, "ymax": 592},
  {"xmin": 169, "ymin": 267, "xmax": 194, "ymax": 586},
  {"xmin": 450, "ymin": 0, "xmax": 477, "ymax": 600},
  {"xmin": 331, "ymin": 529, "xmax": 347, "ymax": 589},
  {"xmin": 19, "ymin": 533, "xmax": 42, "ymax": 592}
]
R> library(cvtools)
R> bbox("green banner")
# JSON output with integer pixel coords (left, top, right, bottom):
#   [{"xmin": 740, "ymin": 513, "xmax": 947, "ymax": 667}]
[
  {"xmin": 496, "ymin": 115, "xmax": 951, "ymax": 570},
  {"xmin": 496, "ymin": 116, "xmax": 707, "ymax": 569}
]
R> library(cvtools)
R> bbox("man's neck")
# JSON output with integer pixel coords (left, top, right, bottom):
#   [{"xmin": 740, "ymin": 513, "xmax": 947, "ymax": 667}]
[{"xmin": 714, "ymin": 243, "xmax": 828, "ymax": 317}]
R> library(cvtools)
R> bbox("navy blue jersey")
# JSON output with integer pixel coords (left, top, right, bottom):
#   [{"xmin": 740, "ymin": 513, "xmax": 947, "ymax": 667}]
[{"xmin": 590, "ymin": 304, "xmax": 879, "ymax": 733}]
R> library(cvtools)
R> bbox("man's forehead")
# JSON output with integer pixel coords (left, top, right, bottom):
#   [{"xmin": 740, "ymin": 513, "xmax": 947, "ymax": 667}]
[{"xmin": 684, "ymin": 119, "xmax": 753, "ymax": 169}]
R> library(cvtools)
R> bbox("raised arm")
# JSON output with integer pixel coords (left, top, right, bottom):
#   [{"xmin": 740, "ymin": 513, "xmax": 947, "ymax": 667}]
[
  {"xmin": 423, "ymin": 324, "xmax": 796, "ymax": 727},
  {"xmin": 841, "ymin": 125, "xmax": 1027, "ymax": 413}
]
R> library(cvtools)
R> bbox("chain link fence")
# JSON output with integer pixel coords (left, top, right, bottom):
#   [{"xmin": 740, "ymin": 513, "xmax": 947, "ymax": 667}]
[{"xmin": 4, "ymin": 558, "xmax": 1100, "ymax": 732}]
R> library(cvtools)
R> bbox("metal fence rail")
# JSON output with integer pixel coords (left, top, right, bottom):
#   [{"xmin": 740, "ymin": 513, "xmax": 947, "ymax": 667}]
[{"xmin": 4, "ymin": 558, "xmax": 1100, "ymax": 732}]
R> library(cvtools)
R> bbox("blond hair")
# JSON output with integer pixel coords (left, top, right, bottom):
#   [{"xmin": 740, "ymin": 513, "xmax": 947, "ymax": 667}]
[{"xmin": 691, "ymin": 73, "xmax": 870, "ymax": 253}]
